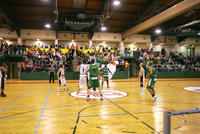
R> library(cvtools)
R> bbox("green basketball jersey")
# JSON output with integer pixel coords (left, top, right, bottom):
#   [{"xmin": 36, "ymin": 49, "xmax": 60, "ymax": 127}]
[
  {"xmin": 102, "ymin": 67, "xmax": 109, "ymax": 77},
  {"xmin": 149, "ymin": 66, "xmax": 157, "ymax": 79},
  {"xmin": 96, "ymin": 56, "xmax": 103, "ymax": 64},
  {"xmin": 89, "ymin": 64, "xmax": 99, "ymax": 78}
]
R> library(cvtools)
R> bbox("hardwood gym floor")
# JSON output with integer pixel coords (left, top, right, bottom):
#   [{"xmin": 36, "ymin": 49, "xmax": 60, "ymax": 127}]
[{"xmin": 0, "ymin": 78, "xmax": 200, "ymax": 134}]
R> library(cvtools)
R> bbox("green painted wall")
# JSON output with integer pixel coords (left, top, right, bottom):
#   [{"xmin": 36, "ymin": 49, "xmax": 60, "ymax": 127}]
[
  {"xmin": 20, "ymin": 71, "xmax": 129, "ymax": 80},
  {"xmin": 157, "ymin": 72, "xmax": 200, "ymax": 78}
]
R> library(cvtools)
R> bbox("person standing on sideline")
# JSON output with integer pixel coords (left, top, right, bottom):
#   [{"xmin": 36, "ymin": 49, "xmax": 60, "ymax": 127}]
[
  {"xmin": 137, "ymin": 63, "xmax": 145, "ymax": 96},
  {"xmin": 48, "ymin": 64, "xmax": 55, "ymax": 83},
  {"xmin": 57, "ymin": 65, "xmax": 68, "ymax": 92},
  {"xmin": 0, "ymin": 63, "xmax": 7, "ymax": 97},
  {"xmin": 146, "ymin": 62, "xmax": 157, "ymax": 101}
]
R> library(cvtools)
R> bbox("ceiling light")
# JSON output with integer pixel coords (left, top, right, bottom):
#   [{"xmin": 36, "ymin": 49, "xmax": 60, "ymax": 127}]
[
  {"xmin": 45, "ymin": 23, "xmax": 51, "ymax": 29},
  {"xmin": 72, "ymin": 40, "xmax": 74, "ymax": 42},
  {"xmin": 155, "ymin": 29, "xmax": 162, "ymax": 34},
  {"xmin": 41, "ymin": 0, "xmax": 49, "ymax": 2},
  {"xmin": 198, "ymin": 32, "xmax": 200, "ymax": 35},
  {"xmin": 101, "ymin": 26, "xmax": 107, "ymax": 31},
  {"xmin": 113, "ymin": 0, "xmax": 120, "ymax": 6},
  {"xmin": 37, "ymin": 39, "xmax": 40, "ymax": 41}
]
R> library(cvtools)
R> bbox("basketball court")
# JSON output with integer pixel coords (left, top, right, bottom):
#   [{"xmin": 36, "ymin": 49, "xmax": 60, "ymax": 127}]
[
  {"xmin": 1, "ymin": 0, "xmax": 200, "ymax": 134},
  {"xmin": 0, "ymin": 78, "xmax": 200, "ymax": 134}
]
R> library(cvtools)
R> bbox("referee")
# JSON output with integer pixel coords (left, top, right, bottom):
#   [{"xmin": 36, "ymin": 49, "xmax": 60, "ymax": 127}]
[{"xmin": 49, "ymin": 64, "xmax": 55, "ymax": 83}]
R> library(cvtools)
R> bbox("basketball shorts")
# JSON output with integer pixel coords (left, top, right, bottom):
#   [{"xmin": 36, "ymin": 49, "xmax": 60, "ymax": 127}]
[
  {"xmin": 59, "ymin": 77, "xmax": 66, "ymax": 85},
  {"xmin": 147, "ymin": 78, "xmax": 156, "ymax": 89},
  {"xmin": 79, "ymin": 75, "xmax": 88, "ymax": 89},
  {"xmin": 0, "ymin": 77, "xmax": 6, "ymax": 89},
  {"xmin": 140, "ymin": 77, "xmax": 144, "ymax": 87},
  {"xmin": 88, "ymin": 77, "xmax": 100, "ymax": 89},
  {"xmin": 103, "ymin": 75, "xmax": 109, "ymax": 81}
]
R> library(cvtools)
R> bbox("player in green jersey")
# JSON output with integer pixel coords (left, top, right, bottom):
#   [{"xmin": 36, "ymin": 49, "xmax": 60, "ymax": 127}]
[
  {"xmin": 101, "ymin": 63, "xmax": 112, "ymax": 88},
  {"xmin": 146, "ymin": 61, "xmax": 157, "ymax": 101},
  {"xmin": 96, "ymin": 53, "xmax": 104, "ymax": 68},
  {"xmin": 85, "ymin": 59, "xmax": 103, "ymax": 101}
]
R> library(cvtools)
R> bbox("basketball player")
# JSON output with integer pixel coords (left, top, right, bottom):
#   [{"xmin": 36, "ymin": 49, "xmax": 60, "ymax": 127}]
[
  {"xmin": 85, "ymin": 59, "xmax": 103, "ymax": 101},
  {"xmin": 0, "ymin": 63, "xmax": 7, "ymax": 97},
  {"xmin": 137, "ymin": 63, "xmax": 145, "ymax": 96},
  {"xmin": 57, "ymin": 65, "xmax": 68, "ymax": 92},
  {"xmin": 96, "ymin": 53, "xmax": 104, "ymax": 68},
  {"xmin": 146, "ymin": 62, "xmax": 157, "ymax": 101},
  {"xmin": 101, "ymin": 63, "xmax": 112, "ymax": 88},
  {"xmin": 75, "ymin": 60, "xmax": 89, "ymax": 99}
]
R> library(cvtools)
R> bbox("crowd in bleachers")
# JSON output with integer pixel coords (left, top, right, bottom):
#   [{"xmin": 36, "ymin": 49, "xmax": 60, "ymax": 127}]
[
  {"xmin": 1, "ymin": 40, "xmax": 200, "ymax": 72},
  {"xmin": 21, "ymin": 44, "xmax": 128, "ymax": 72},
  {"xmin": 133, "ymin": 47, "xmax": 200, "ymax": 72}
]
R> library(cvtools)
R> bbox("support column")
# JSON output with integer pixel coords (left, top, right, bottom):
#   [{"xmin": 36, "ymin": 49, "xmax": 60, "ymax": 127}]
[
  {"xmin": 17, "ymin": 38, "xmax": 22, "ymax": 45},
  {"xmin": 55, "ymin": 39, "xmax": 58, "ymax": 45},
  {"xmin": 89, "ymin": 40, "xmax": 92, "ymax": 49},
  {"xmin": 120, "ymin": 41, "xmax": 124, "ymax": 56},
  {"xmin": 120, "ymin": 41, "xmax": 124, "ymax": 50},
  {"xmin": 150, "ymin": 42, "xmax": 153, "ymax": 49},
  {"xmin": 175, "ymin": 43, "xmax": 179, "ymax": 52}
]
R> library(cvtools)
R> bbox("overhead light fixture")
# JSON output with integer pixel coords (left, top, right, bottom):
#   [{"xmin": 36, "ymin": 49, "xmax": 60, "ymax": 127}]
[
  {"xmin": 198, "ymin": 32, "xmax": 200, "ymax": 35},
  {"xmin": 41, "ymin": 0, "xmax": 49, "ymax": 2},
  {"xmin": 113, "ymin": 0, "xmax": 120, "ymax": 6},
  {"xmin": 37, "ymin": 39, "xmax": 40, "ymax": 41},
  {"xmin": 45, "ymin": 23, "xmax": 51, "ymax": 29},
  {"xmin": 101, "ymin": 26, "xmax": 107, "ymax": 31},
  {"xmin": 155, "ymin": 29, "xmax": 162, "ymax": 34},
  {"xmin": 72, "ymin": 40, "xmax": 74, "ymax": 42}
]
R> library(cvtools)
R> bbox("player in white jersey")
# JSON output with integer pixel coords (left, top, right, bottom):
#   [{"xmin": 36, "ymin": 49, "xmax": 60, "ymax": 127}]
[
  {"xmin": 57, "ymin": 65, "xmax": 67, "ymax": 92},
  {"xmin": 137, "ymin": 63, "xmax": 145, "ymax": 96},
  {"xmin": 75, "ymin": 60, "xmax": 89, "ymax": 99}
]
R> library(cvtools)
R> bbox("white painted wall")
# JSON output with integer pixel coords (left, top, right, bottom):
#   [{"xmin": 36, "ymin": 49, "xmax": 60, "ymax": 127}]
[
  {"xmin": 92, "ymin": 32, "xmax": 122, "ymax": 42},
  {"xmin": 124, "ymin": 34, "xmax": 151, "ymax": 43},
  {"xmin": 0, "ymin": 28, "xmax": 18, "ymax": 39},
  {"xmin": 21, "ymin": 29, "xmax": 56, "ymax": 40}
]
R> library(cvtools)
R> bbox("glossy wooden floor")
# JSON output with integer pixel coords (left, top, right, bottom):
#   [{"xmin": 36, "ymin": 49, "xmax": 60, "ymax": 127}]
[{"xmin": 0, "ymin": 78, "xmax": 200, "ymax": 134}]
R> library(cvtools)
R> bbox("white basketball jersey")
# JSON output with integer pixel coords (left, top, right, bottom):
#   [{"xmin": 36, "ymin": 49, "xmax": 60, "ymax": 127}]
[
  {"xmin": 80, "ymin": 64, "xmax": 88, "ymax": 76},
  {"xmin": 60, "ymin": 68, "xmax": 65, "ymax": 77}
]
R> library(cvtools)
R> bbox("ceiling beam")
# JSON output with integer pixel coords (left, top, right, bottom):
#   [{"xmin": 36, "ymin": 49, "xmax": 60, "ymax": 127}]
[
  {"xmin": 122, "ymin": 0, "xmax": 200, "ymax": 39},
  {"xmin": 0, "ymin": 1, "xmax": 17, "ymax": 31},
  {"xmin": 126, "ymin": 0, "xmax": 154, "ymax": 29},
  {"xmin": 11, "ymin": 3, "xmax": 138, "ymax": 14}
]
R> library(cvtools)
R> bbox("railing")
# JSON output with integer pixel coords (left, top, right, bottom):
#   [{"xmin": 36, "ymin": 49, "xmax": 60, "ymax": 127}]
[{"xmin": 153, "ymin": 64, "xmax": 200, "ymax": 72}]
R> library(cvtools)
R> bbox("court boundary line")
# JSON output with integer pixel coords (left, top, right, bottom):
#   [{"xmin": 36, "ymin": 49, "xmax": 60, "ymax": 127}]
[
  {"xmin": 103, "ymin": 96, "xmax": 160, "ymax": 134},
  {"xmin": 0, "ymin": 106, "xmax": 199, "ymax": 121},
  {"xmin": 0, "ymin": 84, "xmax": 35, "ymax": 113},
  {"xmin": 3, "ymin": 97, "xmax": 200, "ymax": 110},
  {"xmin": 73, "ymin": 105, "xmax": 97, "ymax": 134},
  {"xmin": 1, "ymin": 99, "xmax": 199, "ymax": 120},
  {"xmin": 34, "ymin": 86, "xmax": 52, "ymax": 134}
]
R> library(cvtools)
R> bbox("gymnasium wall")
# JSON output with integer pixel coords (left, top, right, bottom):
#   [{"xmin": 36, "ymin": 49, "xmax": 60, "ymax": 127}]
[
  {"xmin": 124, "ymin": 42, "xmax": 149, "ymax": 50},
  {"xmin": 20, "ymin": 71, "xmax": 129, "ymax": 80},
  {"xmin": 1, "ymin": 28, "xmax": 200, "ymax": 56}
]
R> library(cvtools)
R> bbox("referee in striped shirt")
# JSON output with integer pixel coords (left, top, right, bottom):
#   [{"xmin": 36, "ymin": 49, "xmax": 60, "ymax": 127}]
[{"xmin": 49, "ymin": 64, "xmax": 55, "ymax": 83}]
